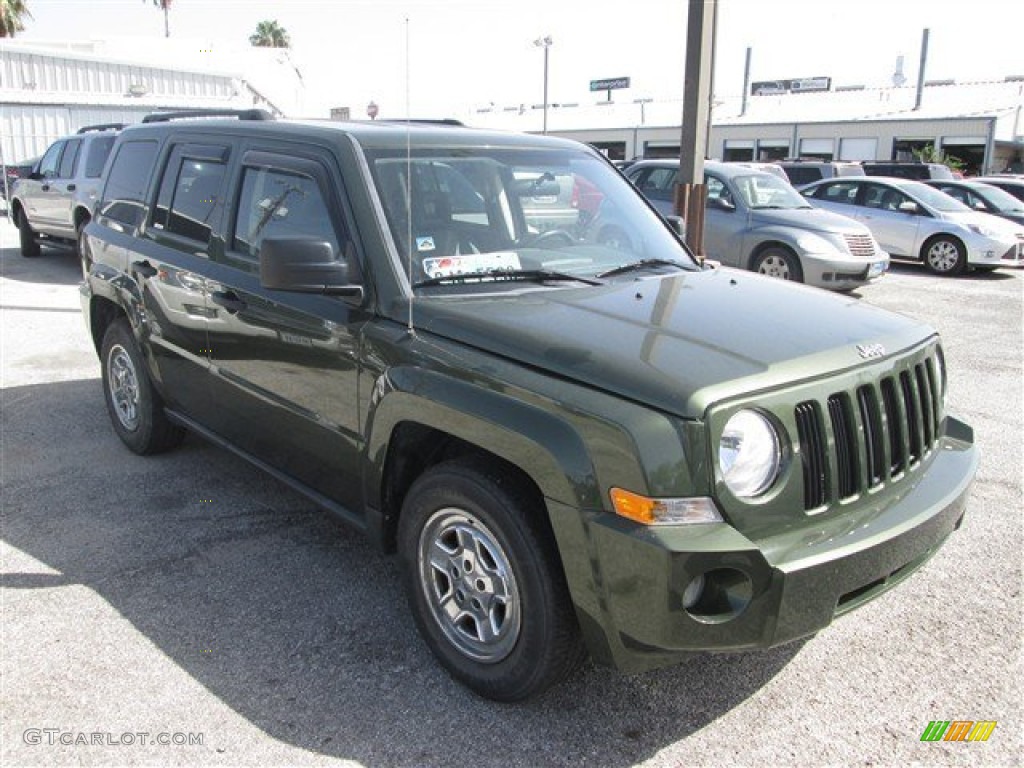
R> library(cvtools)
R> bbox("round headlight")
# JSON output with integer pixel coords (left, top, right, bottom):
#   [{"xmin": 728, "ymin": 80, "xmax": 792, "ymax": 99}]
[{"xmin": 718, "ymin": 410, "xmax": 781, "ymax": 498}]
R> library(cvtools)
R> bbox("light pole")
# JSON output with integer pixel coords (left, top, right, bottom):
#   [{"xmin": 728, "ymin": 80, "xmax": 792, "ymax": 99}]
[{"xmin": 533, "ymin": 35, "xmax": 553, "ymax": 133}]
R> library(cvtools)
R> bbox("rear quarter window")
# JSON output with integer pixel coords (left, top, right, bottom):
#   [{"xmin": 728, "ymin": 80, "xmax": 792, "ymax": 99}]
[
  {"xmin": 99, "ymin": 140, "xmax": 159, "ymax": 228},
  {"xmin": 84, "ymin": 135, "xmax": 117, "ymax": 178}
]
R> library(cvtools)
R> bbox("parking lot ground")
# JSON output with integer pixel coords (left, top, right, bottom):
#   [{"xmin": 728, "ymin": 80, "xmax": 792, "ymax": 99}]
[{"xmin": 1, "ymin": 213, "xmax": 1021, "ymax": 767}]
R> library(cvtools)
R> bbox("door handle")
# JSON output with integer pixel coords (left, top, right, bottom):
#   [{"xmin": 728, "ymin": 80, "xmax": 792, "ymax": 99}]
[
  {"xmin": 131, "ymin": 260, "xmax": 158, "ymax": 278},
  {"xmin": 41, "ymin": 184, "xmax": 51, "ymax": 192},
  {"xmin": 67, "ymin": 183, "xmax": 77, "ymax": 191},
  {"xmin": 211, "ymin": 291, "xmax": 247, "ymax": 314}
]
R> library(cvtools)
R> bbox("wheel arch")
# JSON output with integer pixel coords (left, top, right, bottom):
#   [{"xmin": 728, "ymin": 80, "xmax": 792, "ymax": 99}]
[
  {"xmin": 88, "ymin": 295, "xmax": 127, "ymax": 356},
  {"xmin": 747, "ymin": 238, "xmax": 797, "ymax": 271},
  {"xmin": 9, "ymin": 197, "xmax": 26, "ymax": 228},
  {"xmin": 365, "ymin": 374, "xmax": 600, "ymax": 553},
  {"xmin": 73, "ymin": 205, "xmax": 92, "ymax": 231},
  {"xmin": 919, "ymin": 231, "xmax": 966, "ymax": 262}
]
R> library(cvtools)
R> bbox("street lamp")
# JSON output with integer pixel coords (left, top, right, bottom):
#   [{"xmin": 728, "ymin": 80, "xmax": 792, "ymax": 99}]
[{"xmin": 533, "ymin": 35, "xmax": 553, "ymax": 133}]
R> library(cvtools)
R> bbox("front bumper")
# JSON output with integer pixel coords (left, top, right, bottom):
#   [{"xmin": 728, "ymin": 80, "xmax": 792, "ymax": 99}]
[
  {"xmin": 548, "ymin": 418, "xmax": 978, "ymax": 673},
  {"xmin": 966, "ymin": 233, "xmax": 1023, "ymax": 267},
  {"xmin": 800, "ymin": 250, "xmax": 890, "ymax": 290}
]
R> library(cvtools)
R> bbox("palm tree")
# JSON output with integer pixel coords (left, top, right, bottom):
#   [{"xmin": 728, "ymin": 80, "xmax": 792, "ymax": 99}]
[
  {"xmin": 0, "ymin": 0, "xmax": 33, "ymax": 38},
  {"xmin": 145, "ymin": 0, "xmax": 171, "ymax": 38},
  {"xmin": 249, "ymin": 20, "xmax": 290, "ymax": 49}
]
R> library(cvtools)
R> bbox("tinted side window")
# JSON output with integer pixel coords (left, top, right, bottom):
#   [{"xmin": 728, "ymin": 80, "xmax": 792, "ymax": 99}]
[
  {"xmin": 637, "ymin": 167, "xmax": 676, "ymax": 193},
  {"xmin": 58, "ymin": 139, "xmax": 82, "ymax": 179},
  {"xmin": 100, "ymin": 140, "xmax": 159, "ymax": 228},
  {"xmin": 705, "ymin": 176, "xmax": 733, "ymax": 206},
  {"xmin": 38, "ymin": 141, "xmax": 64, "ymax": 179},
  {"xmin": 784, "ymin": 166, "xmax": 821, "ymax": 186},
  {"xmin": 814, "ymin": 181, "xmax": 859, "ymax": 205},
  {"xmin": 232, "ymin": 167, "xmax": 340, "ymax": 259},
  {"xmin": 152, "ymin": 145, "xmax": 229, "ymax": 245},
  {"xmin": 84, "ymin": 135, "xmax": 117, "ymax": 178}
]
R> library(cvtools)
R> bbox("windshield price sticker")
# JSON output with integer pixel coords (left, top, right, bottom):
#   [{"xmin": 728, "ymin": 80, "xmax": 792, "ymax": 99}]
[{"xmin": 422, "ymin": 252, "xmax": 523, "ymax": 279}]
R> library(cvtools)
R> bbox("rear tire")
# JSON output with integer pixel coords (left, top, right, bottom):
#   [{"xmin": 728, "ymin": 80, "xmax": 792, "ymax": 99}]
[
  {"xmin": 76, "ymin": 215, "xmax": 90, "ymax": 264},
  {"xmin": 18, "ymin": 210, "xmax": 41, "ymax": 258},
  {"xmin": 752, "ymin": 246, "xmax": 803, "ymax": 282},
  {"xmin": 100, "ymin": 319, "xmax": 185, "ymax": 455},
  {"xmin": 398, "ymin": 459, "xmax": 585, "ymax": 701}
]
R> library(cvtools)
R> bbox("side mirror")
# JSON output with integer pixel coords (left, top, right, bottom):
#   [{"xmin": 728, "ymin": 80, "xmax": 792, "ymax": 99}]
[
  {"xmin": 260, "ymin": 238, "xmax": 363, "ymax": 299},
  {"xmin": 708, "ymin": 196, "xmax": 735, "ymax": 211},
  {"xmin": 665, "ymin": 214, "xmax": 687, "ymax": 237},
  {"xmin": 29, "ymin": 170, "xmax": 44, "ymax": 181},
  {"xmin": 973, "ymin": 201, "xmax": 987, "ymax": 211},
  {"xmin": 898, "ymin": 201, "xmax": 920, "ymax": 215}
]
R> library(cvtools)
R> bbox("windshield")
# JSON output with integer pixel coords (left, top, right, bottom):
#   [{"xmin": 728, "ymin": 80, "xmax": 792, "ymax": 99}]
[
  {"xmin": 365, "ymin": 145, "xmax": 699, "ymax": 292},
  {"xmin": 902, "ymin": 181, "xmax": 970, "ymax": 212},
  {"xmin": 973, "ymin": 183, "xmax": 1024, "ymax": 212},
  {"xmin": 731, "ymin": 173, "xmax": 809, "ymax": 209}
]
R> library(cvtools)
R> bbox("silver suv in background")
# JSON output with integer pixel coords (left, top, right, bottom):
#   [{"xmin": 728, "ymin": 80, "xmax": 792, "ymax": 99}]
[
  {"xmin": 624, "ymin": 159, "xmax": 889, "ymax": 290},
  {"xmin": 9, "ymin": 123, "xmax": 123, "ymax": 258}
]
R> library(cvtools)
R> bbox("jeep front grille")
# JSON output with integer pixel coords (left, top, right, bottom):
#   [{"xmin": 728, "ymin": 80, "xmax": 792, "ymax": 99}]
[
  {"xmin": 795, "ymin": 353, "xmax": 942, "ymax": 512},
  {"xmin": 843, "ymin": 233, "xmax": 877, "ymax": 258}
]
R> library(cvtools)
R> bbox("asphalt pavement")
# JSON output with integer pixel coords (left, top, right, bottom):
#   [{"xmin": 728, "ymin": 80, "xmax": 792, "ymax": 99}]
[{"xmin": 1, "ymin": 213, "xmax": 1021, "ymax": 767}]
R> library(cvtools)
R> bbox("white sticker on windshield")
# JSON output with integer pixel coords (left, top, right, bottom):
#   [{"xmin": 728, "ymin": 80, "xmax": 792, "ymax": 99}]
[
  {"xmin": 422, "ymin": 251, "xmax": 523, "ymax": 279},
  {"xmin": 416, "ymin": 236, "xmax": 436, "ymax": 252}
]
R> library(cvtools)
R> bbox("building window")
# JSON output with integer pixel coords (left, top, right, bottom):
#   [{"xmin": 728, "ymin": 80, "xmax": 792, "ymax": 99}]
[
  {"xmin": 839, "ymin": 137, "xmax": 878, "ymax": 162},
  {"xmin": 723, "ymin": 140, "xmax": 754, "ymax": 161},
  {"xmin": 756, "ymin": 140, "xmax": 789, "ymax": 161},
  {"xmin": 799, "ymin": 138, "xmax": 834, "ymax": 161}
]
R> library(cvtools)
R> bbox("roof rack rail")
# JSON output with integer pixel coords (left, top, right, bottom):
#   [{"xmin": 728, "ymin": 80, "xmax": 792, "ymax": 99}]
[
  {"xmin": 77, "ymin": 123, "xmax": 126, "ymax": 134},
  {"xmin": 376, "ymin": 118, "xmax": 466, "ymax": 127},
  {"xmin": 141, "ymin": 108, "xmax": 276, "ymax": 124}
]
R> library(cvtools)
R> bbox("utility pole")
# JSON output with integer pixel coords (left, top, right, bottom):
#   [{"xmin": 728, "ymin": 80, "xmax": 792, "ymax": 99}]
[
  {"xmin": 534, "ymin": 36, "xmax": 553, "ymax": 134},
  {"xmin": 676, "ymin": 0, "xmax": 717, "ymax": 259}
]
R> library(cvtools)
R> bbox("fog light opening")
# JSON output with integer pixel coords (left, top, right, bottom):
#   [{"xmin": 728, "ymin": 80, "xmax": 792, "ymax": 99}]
[{"xmin": 685, "ymin": 568, "xmax": 754, "ymax": 624}]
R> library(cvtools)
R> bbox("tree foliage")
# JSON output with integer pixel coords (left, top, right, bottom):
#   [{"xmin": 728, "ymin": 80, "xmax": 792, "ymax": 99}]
[
  {"xmin": 145, "ymin": 0, "xmax": 171, "ymax": 37},
  {"xmin": 913, "ymin": 143, "xmax": 966, "ymax": 173},
  {"xmin": 0, "ymin": 0, "xmax": 33, "ymax": 38},
  {"xmin": 250, "ymin": 20, "xmax": 290, "ymax": 49}
]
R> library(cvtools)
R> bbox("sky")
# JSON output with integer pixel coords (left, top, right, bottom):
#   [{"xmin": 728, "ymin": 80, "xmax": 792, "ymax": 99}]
[{"xmin": 13, "ymin": 0, "xmax": 1024, "ymax": 119}]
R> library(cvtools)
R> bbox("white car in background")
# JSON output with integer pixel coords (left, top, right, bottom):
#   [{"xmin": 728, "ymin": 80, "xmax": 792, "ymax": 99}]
[{"xmin": 801, "ymin": 176, "xmax": 1024, "ymax": 275}]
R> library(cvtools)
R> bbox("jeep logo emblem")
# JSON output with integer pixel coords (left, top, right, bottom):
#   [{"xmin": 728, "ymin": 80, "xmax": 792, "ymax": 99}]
[{"xmin": 857, "ymin": 343, "xmax": 886, "ymax": 359}]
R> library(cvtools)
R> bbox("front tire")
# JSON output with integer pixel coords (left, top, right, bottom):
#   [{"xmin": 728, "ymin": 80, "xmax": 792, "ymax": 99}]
[
  {"xmin": 752, "ymin": 246, "xmax": 803, "ymax": 282},
  {"xmin": 398, "ymin": 460, "xmax": 585, "ymax": 701},
  {"xmin": 17, "ymin": 210, "xmax": 41, "ymax": 258},
  {"xmin": 100, "ymin": 319, "xmax": 184, "ymax": 455},
  {"xmin": 922, "ymin": 236, "xmax": 967, "ymax": 276}
]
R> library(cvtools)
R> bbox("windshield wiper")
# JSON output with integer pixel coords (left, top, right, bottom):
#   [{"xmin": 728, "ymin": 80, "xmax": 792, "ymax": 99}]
[
  {"xmin": 413, "ymin": 269, "xmax": 602, "ymax": 289},
  {"xmin": 596, "ymin": 258, "xmax": 689, "ymax": 278}
]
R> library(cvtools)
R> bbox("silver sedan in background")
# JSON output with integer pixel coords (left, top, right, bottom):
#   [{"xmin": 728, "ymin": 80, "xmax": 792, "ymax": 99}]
[
  {"xmin": 624, "ymin": 159, "xmax": 889, "ymax": 290},
  {"xmin": 801, "ymin": 176, "xmax": 1024, "ymax": 275}
]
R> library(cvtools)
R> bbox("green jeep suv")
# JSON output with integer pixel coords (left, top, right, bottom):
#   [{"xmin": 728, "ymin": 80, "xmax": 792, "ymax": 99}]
[{"xmin": 79, "ymin": 111, "xmax": 978, "ymax": 701}]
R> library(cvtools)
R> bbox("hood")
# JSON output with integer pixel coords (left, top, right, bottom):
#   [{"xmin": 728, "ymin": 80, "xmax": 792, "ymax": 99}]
[
  {"xmin": 411, "ymin": 268, "xmax": 933, "ymax": 419},
  {"xmin": 939, "ymin": 209, "xmax": 1024, "ymax": 235},
  {"xmin": 749, "ymin": 206, "xmax": 867, "ymax": 236}
]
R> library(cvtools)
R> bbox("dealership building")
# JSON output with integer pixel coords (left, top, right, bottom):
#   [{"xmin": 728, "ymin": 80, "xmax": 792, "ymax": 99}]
[
  {"xmin": 3, "ymin": 39, "xmax": 1023, "ymax": 178},
  {"xmin": 471, "ymin": 77, "xmax": 1024, "ymax": 176},
  {"xmin": 1, "ymin": 40, "xmax": 299, "ymax": 168}
]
